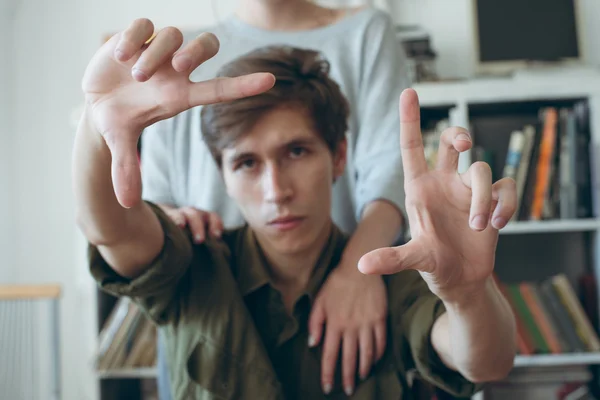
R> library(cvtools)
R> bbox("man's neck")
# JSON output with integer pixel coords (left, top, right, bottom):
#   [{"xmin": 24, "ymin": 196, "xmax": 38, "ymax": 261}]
[
  {"xmin": 235, "ymin": 0, "xmax": 341, "ymax": 31},
  {"xmin": 258, "ymin": 220, "xmax": 333, "ymax": 298}
]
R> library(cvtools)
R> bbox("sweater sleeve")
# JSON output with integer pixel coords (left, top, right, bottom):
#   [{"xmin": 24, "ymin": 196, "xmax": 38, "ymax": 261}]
[{"xmin": 353, "ymin": 10, "xmax": 411, "ymax": 225}]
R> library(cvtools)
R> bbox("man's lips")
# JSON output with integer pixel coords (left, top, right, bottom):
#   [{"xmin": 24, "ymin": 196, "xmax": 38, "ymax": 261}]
[{"xmin": 268, "ymin": 216, "xmax": 305, "ymax": 231}]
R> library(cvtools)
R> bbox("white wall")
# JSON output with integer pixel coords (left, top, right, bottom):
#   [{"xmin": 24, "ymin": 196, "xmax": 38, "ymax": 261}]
[
  {"xmin": 0, "ymin": 0, "xmax": 15, "ymax": 283},
  {"xmin": 11, "ymin": 0, "xmax": 236, "ymax": 399},
  {"xmin": 9, "ymin": 0, "xmax": 600, "ymax": 399}
]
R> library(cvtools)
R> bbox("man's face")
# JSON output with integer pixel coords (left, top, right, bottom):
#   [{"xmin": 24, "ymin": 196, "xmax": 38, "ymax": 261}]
[{"xmin": 222, "ymin": 106, "xmax": 346, "ymax": 255}]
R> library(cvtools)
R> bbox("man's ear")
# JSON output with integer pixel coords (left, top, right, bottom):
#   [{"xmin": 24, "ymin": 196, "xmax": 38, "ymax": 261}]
[{"xmin": 333, "ymin": 138, "xmax": 347, "ymax": 181}]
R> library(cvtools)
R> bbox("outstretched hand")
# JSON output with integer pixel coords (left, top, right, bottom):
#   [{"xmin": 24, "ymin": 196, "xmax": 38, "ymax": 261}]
[
  {"xmin": 81, "ymin": 19, "xmax": 275, "ymax": 208},
  {"xmin": 358, "ymin": 89, "xmax": 517, "ymax": 303}
]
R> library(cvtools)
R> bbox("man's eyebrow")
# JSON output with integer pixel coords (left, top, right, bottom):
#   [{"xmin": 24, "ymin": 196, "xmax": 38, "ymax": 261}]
[
  {"xmin": 225, "ymin": 135, "xmax": 320, "ymax": 165},
  {"xmin": 226, "ymin": 151, "xmax": 255, "ymax": 166},
  {"xmin": 283, "ymin": 137, "xmax": 319, "ymax": 148}
]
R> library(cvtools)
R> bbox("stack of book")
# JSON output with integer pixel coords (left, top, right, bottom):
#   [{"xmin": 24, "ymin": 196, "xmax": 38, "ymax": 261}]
[
  {"xmin": 496, "ymin": 273, "xmax": 600, "ymax": 356},
  {"xmin": 481, "ymin": 102, "xmax": 593, "ymax": 221},
  {"xmin": 95, "ymin": 297, "xmax": 157, "ymax": 371},
  {"xmin": 484, "ymin": 365, "xmax": 595, "ymax": 400},
  {"xmin": 422, "ymin": 101, "xmax": 596, "ymax": 222}
]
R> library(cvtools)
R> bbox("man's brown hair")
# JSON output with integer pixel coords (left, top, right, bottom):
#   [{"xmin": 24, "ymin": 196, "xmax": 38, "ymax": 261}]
[{"xmin": 200, "ymin": 46, "xmax": 350, "ymax": 167}]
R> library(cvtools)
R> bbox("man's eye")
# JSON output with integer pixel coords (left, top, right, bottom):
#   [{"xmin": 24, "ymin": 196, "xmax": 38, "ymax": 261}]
[
  {"xmin": 289, "ymin": 147, "xmax": 306, "ymax": 158},
  {"xmin": 236, "ymin": 159, "xmax": 256, "ymax": 170}
]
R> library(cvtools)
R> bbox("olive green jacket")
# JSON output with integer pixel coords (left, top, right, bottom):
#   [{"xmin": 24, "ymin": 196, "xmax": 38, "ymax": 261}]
[{"xmin": 89, "ymin": 202, "xmax": 479, "ymax": 399}]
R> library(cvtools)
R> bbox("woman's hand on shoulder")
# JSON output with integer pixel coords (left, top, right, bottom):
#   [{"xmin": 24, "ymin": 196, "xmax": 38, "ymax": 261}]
[{"xmin": 159, "ymin": 204, "xmax": 224, "ymax": 244}]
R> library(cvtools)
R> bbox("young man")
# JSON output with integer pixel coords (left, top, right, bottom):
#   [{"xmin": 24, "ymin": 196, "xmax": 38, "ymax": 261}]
[{"xmin": 74, "ymin": 26, "xmax": 517, "ymax": 399}]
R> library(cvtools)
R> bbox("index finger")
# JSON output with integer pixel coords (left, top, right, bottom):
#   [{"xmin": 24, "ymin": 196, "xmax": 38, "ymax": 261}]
[
  {"xmin": 188, "ymin": 73, "xmax": 276, "ymax": 107},
  {"xmin": 400, "ymin": 88, "xmax": 428, "ymax": 182}
]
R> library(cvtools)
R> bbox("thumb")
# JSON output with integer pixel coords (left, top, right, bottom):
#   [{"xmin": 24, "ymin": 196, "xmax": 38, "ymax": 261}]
[
  {"xmin": 358, "ymin": 239, "xmax": 433, "ymax": 275},
  {"xmin": 307, "ymin": 301, "xmax": 326, "ymax": 348},
  {"xmin": 104, "ymin": 133, "xmax": 142, "ymax": 208}
]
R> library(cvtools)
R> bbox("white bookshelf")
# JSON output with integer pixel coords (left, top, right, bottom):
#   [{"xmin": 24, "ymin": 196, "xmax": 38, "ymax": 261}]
[
  {"xmin": 97, "ymin": 368, "xmax": 158, "ymax": 379},
  {"xmin": 413, "ymin": 68, "xmax": 600, "ymax": 108},
  {"xmin": 94, "ymin": 352, "xmax": 600, "ymax": 376},
  {"xmin": 501, "ymin": 219, "xmax": 600, "ymax": 235},
  {"xmin": 514, "ymin": 353, "xmax": 600, "ymax": 368},
  {"xmin": 92, "ymin": 70, "xmax": 600, "ymax": 399},
  {"xmin": 414, "ymin": 68, "xmax": 600, "ymax": 400},
  {"xmin": 93, "ymin": 353, "xmax": 600, "ymax": 380}
]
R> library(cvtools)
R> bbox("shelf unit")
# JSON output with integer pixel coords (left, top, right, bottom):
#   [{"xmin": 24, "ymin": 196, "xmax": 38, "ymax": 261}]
[
  {"xmin": 501, "ymin": 219, "xmax": 600, "ymax": 235},
  {"xmin": 94, "ymin": 69, "xmax": 600, "ymax": 400},
  {"xmin": 98, "ymin": 368, "xmax": 158, "ymax": 380},
  {"xmin": 96, "ymin": 289, "xmax": 157, "ymax": 400},
  {"xmin": 514, "ymin": 353, "xmax": 600, "ymax": 368},
  {"xmin": 414, "ymin": 68, "xmax": 600, "ymax": 400},
  {"xmin": 93, "ymin": 352, "xmax": 600, "ymax": 379}
]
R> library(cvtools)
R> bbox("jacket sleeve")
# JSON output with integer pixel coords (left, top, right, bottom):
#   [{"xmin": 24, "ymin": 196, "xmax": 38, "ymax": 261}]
[
  {"xmin": 88, "ymin": 202, "xmax": 193, "ymax": 325},
  {"xmin": 387, "ymin": 270, "xmax": 483, "ymax": 398}
]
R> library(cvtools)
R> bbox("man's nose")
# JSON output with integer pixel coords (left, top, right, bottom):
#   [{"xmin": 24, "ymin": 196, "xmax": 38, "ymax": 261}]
[{"xmin": 262, "ymin": 164, "xmax": 293, "ymax": 204}]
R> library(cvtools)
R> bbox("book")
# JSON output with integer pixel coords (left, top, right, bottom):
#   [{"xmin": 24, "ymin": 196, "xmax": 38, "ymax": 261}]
[
  {"xmin": 95, "ymin": 299, "xmax": 157, "ymax": 371},
  {"xmin": 497, "ymin": 274, "xmax": 599, "ymax": 355}
]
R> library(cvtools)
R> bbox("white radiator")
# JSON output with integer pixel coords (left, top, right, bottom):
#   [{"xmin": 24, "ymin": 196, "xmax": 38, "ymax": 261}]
[{"xmin": 0, "ymin": 286, "xmax": 61, "ymax": 400}]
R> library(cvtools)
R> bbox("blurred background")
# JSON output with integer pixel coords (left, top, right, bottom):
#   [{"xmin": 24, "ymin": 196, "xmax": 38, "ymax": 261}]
[{"xmin": 2, "ymin": 0, "xmax": 600, "ymax": 399}]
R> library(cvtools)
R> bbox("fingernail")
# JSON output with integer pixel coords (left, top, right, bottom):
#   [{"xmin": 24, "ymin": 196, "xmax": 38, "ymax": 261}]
[
  {"xmin": 205, "ymin": 32, "xmax": 220, "ymax": 48},
  {"xmin": 115, "ymin": 48, "xmax": 125, "ymax": 61},
  {"xmin": 493, "ymin": 217, "xmax": 507, "ymax": 228},
  {"xmin": 214, "ymin": 229, "xmax": 222, "ymax": 238},
  {"xmin": 308, "ymin": 335, "xmax": 316, "ymax": 347},
  {"xmin": 194, "ymin": 234, "xmax": 204, "ymax": 243},
  {"xmin": 323, "ymin": 383, "xmax": 332, "ymax": 394},
  {"xmin": 132, "ymin": 68, "xmax": 148, "ymax": 82},
  {"xmin": 471, "ymin": 215, "xmax": 487, "ymax": 230},
  {"xmin": 174, "ymin": 55, "xmax": 192, "ymax": 71},
  {"xmin": 457, "ymin": 133, "xmax": 471, "ymax": 142},
  {"xmin": 345, "ymin": 386, "xmax": 354, "ymax": 396}
]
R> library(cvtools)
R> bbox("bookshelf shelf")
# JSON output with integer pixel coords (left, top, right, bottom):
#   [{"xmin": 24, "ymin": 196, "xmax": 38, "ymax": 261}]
[
  {"xmin": 97, "ymin": 368, "xmax": 158, "ymax": 379},
  {"xmin": 413, "ymin": 71, "xmax": 600, "ymax": 108},
  {"xmin": 514, "ymin": 353, "xmax": 600, "ymax": 368},
  {"xmin": 94, "ymin": 356, "xmax": 600, "ymax": 377},
  {"xmin": 500, "ymin": 219, "xmax": 600, "ymax": 235}
]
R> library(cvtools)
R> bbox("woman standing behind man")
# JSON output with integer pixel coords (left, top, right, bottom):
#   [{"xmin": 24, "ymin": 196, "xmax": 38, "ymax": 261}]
[{"xmin": 139, "ymin": 0, "xmax": 411, "ymax": 397}]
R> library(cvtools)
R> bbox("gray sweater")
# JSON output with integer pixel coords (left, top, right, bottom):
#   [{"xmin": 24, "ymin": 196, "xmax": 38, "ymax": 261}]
[{"xmin": 140, "ymin": 7, "xmax": 411, "ymax": 234}]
